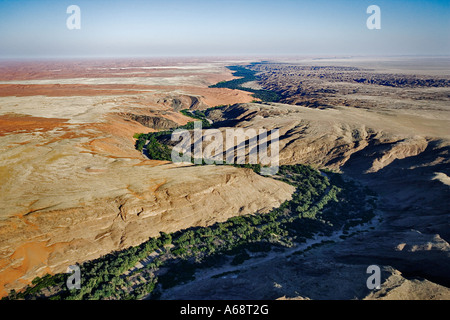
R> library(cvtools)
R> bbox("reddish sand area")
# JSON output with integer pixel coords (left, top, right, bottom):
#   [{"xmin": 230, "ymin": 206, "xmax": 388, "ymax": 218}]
[
  {"xmin": 0, "ymin": 114, "xmax": 69, "ymax": 136},
  {"xmin": 0, "ymin": 241, "xmax": 54, "ymax": 296},
  {"xmin": 0, "ymin": 58, "xmax": 240, "ymax": 81},
  {"xmin": 0, "ymin": 208, "xmax": 74, "ymax": 297},
  {"xmin": 83, "ymin": 114, "xmax": 153, "ymax": 158},
  {"xmin": 0, "ymin": 210, "xmax": 60, "ymax": 296}
]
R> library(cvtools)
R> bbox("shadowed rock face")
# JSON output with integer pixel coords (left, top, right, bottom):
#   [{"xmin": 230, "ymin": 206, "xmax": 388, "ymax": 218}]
[
  {"xmin": 247, "ymin": 62, "xmax": 450, "ymax": 110},
  {"xmin": 120, "ymin": 113, "xmax": 179, "ymax": 130}
]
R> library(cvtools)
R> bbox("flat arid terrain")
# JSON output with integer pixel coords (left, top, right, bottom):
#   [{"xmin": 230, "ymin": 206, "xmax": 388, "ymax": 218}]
[{"xmin": 0, "ymin": 56, "xmax": 449, "ymax": 300}]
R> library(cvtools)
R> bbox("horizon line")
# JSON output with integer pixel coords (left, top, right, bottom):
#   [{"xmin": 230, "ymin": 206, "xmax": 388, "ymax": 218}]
[{"xmin": 1, "ymin": 53, "xmax": 450, "ymax": 62}]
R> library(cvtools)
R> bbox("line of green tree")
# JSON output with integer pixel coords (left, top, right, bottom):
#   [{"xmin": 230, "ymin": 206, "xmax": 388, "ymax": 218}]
[
  {"xmin": 179, "ymin": 109, "xmax": 212, "ymax": 128},
  {"xmin": 209, "ymin": 65, "xmax": 282, "ymax": 103},
  {"xmin": 134, "ymin": 106, "xmax": 220, "ymax": 157}
]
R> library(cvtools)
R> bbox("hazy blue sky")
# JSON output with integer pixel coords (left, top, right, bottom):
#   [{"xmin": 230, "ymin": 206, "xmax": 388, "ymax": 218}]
[{"xmin": 0, "ymin": 0, "xmax": 449, "ymax": 58}]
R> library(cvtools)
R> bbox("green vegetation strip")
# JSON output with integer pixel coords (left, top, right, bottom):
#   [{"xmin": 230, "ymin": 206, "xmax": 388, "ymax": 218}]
[
  {"xmin": 209, "ymin": 65, "xmax": 282, "ymax": 103},
  {"xmin": 5, "ymin": 164, "xmax": 376, "ymax": 300},
  {"xmin": 134, "ymin": 106, "xmax": 217, "ymax": 158}
]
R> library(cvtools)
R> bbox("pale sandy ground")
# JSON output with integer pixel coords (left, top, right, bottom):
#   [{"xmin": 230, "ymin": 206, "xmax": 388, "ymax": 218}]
[{"xmin": 0, "ymin": 76, "xmax": 210, "ymax": 86}]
